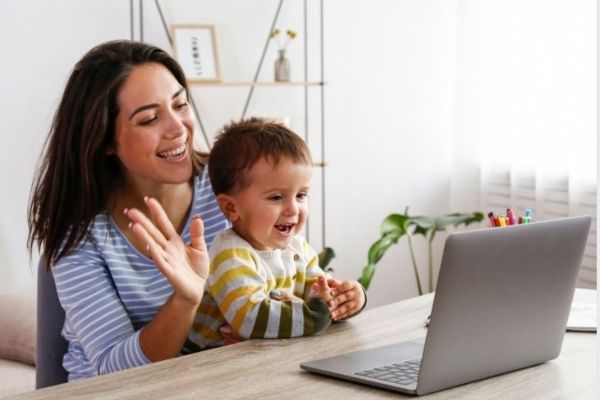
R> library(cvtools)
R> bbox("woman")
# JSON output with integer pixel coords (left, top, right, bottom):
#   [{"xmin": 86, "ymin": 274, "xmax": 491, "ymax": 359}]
[{"xmin": 27, "ymin": 40, "xmax": 229, "ymax": 381}]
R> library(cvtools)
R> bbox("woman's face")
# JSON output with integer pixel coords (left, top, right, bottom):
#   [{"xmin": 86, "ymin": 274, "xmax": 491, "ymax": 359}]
[{"xmin": 113, "ymin": 62, "xmax": 194, "ymax": 189}]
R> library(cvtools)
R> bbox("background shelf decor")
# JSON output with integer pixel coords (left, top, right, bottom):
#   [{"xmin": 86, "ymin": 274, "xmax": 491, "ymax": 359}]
[
  {"xmin": 134, "ymin": 0, "xmax": 327, "ymax": 249},
  {"xmin": 189, "ymin": 81, "xmax": 325, "ymax": 87}
]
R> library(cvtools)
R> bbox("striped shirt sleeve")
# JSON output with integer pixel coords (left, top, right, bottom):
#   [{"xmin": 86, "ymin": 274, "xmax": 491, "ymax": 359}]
[
  {"xmin": 208, "ymin": 247, "xmax": 331, "ymax": 339},
  {"xmin": 53, "ymin": 240, "xmax": 150, "ymax": 375},
  {"xmin": 299, "ymin": 239, "xmax": 328, "ymax": 300}
]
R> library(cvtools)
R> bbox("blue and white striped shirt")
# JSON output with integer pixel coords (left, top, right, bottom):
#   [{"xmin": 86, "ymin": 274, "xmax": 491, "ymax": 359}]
[{"xmin": 53, "ymin": 170, "xmax": 229, "ymax": 381}]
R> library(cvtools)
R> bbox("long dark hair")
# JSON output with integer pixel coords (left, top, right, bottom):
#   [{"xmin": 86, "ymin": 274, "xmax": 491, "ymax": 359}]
[{"xmin": 28, "ymin": 40, "xmax": 205, "ymax": 267}]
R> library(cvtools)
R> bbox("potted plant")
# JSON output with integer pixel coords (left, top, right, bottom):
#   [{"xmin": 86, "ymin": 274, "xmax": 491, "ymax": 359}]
[{"xmin": 358, "ymin": 208, "xmax": 484, "ymax": 295}]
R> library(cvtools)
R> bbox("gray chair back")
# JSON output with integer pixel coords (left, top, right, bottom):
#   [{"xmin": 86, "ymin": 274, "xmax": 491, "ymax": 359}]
[{"xmin": 36, "ymin": 260, "xmax": 68, "ymax": 388}]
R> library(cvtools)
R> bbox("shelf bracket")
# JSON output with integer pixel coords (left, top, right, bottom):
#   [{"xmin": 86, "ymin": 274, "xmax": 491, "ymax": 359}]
[
  {"xmin": 153, "ymin": 0, "xmax": 212, "ymax": 150},
  {"xmin": 240, "ymin": 0, "xmax": 285, "ymax": 119}
]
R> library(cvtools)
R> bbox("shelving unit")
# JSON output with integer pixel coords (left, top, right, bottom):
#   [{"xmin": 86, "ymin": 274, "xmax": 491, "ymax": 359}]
[
  {"xmin": 188, "ymin": 81, "xmax": 324, "ymax": 87},
  {"xmin": 132, "ymin": 0, "xmax": 327, "ymax": 249}
]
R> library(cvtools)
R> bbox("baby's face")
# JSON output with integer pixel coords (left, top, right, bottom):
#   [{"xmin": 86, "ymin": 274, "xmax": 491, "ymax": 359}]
[{"xmin": 231, "ymin": 157, "xmax": 312, "ymax": 251}]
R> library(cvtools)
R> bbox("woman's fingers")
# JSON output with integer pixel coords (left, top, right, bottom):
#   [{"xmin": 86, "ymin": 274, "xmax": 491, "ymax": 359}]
[
  {"xmin": 126, "ymin": 202, "xmax": 180, "ymax": 280},
  {"xmin": 125, "ymin": 207, "xmax": 168, "ymax": 248},
  {"xmin": 129, "ymin": 218, "xmax": 163, "ymax": 253},
  {"xmin": 189, "ymin": 214, "xmax": 207, "ymax": 252},
  {"xmin": 130, "ymin": 222, "xmax": 172, "ymax": 274},
  {"xmin": 125, "ymin": 197, "xmax": 209, "ymax": 306},
  {"xmin": 125, "ymin": 196, "xmax": 181, "ymax": 249},
  {"xmin": 147, "ymin": 238, "xmax": 174, "ymax": 277},
  {"xmin": 188, "ymin": 214, "xmax": 209, "ymax": 281},
  {"xmin": 145, "ymin": 197, "xmax": 179, "ymax": 240}
]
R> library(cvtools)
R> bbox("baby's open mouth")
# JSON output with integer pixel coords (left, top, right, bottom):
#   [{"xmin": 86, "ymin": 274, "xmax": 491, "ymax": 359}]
[
  {"xmin": 157, "ymin": 143, "xmax": 186, "ymax": 159},
  {"xmin": 274, "ymin": 224, "xmax": 295, "ymax": 234}
]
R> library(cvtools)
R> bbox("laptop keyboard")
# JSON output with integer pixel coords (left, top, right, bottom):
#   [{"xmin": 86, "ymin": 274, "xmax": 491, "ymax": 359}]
[{"xmin": 355, "ymin": 359, "xmax": 421, "ymax": 385}]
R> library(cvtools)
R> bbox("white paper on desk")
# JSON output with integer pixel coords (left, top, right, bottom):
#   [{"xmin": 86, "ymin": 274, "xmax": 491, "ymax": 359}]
[{"xmin": 566, "ymin": 302, "xmax": 597, "ymax": 332}]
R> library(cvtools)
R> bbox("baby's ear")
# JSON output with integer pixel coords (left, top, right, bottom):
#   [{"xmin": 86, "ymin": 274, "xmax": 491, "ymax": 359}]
[{"xmin": 216, "ymin": 193, "xmax": 239, "ymax": 221}]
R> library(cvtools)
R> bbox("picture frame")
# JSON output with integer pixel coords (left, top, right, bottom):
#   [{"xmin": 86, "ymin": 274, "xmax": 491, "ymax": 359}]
[{"xmin": 171, "ymin": 24, "xmax": 221, "ymax": 82}]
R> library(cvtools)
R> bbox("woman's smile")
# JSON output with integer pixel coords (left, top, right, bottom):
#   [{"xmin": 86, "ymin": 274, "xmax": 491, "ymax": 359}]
[{"xmin": 157, "ymin": 141, "xmax": 188, "ymax": 162}]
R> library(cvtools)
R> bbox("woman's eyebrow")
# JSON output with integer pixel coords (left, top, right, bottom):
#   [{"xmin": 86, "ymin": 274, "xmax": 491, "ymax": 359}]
[
  {"xmin": 172, "ymin": 87, "xmax": 185, "ymax": 99},
  {"xmin": 128, "ymin": 87, "xmax": 186, "ymax": 120},
  {"xmin": 129, "ymin": 103, "xmax": 159, "ymax": 120}
]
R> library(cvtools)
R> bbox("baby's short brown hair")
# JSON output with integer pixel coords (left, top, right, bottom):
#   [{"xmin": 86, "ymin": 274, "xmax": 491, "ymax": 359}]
[{"xmin": 208, "ymin": 117, "xmax": 312, "ymax": 195}]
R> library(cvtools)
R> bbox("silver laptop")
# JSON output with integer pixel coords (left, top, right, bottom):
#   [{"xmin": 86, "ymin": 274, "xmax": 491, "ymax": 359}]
[{"xmin": 301, "ymin": 216, "xmax": 591, "ymax": 395}]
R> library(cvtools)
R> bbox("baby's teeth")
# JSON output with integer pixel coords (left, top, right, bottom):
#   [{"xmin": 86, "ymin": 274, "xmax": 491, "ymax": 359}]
[{"xmin": 276, "ymin": 224, "xmax": 293, "ymax": 233}]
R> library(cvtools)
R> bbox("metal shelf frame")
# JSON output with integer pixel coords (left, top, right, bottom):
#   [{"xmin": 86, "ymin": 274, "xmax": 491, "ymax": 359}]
[{"xmin": 130, "ymin": 0, "xmax": 327, "ymax": 249}]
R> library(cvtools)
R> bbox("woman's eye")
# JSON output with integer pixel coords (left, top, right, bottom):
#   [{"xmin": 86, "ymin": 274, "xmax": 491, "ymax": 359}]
[
  {"xmin": 175, "ymin": 102, "xmax": 189, "ymax": 110},
  {"xmin": 138, "ymin": 116, "xmax": 157, "ymax": 126}
]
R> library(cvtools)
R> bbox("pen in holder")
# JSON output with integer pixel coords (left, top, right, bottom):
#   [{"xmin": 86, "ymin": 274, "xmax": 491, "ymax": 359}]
[{"xmin": 488, "ymin": 208, "xmax": 533, "ymax": 227}]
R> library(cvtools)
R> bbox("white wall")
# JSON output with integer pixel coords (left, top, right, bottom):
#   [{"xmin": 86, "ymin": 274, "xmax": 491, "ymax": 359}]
[
  {"xmin": 1, "ymin": 0, "xmax": 460, "ymax": 308},
  {"xmin": 324, "ymin": 0, "xmax": 457, "ymax": 305},
  {"xmin": 159, "ymin": 0, "xmax": 458, "ymax": 306},
  {"xmin": 0, "ymin": 1, "xmax": 129, "ymax": 295}
]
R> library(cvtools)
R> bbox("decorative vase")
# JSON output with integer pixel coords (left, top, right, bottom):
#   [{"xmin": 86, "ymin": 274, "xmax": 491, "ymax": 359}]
[{"xmin": 274, "ymin": 50, "xmax": 290, "ymax": 82}]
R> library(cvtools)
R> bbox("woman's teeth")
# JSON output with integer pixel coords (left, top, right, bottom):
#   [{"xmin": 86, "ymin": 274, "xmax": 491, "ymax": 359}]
[{"xmin": 157, "ymin": 144, "xmax": 186, "ymax": 159}]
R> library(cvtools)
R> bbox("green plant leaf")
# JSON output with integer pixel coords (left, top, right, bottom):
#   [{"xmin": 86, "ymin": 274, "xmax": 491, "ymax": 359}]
[
  {"xmin": 358, "ymin": 263, "xmax": 376, "ymax": 290},
  {"xmin": 367, "ymin": 234, "xmax": 400, "ymax": 265},
  {"xmin": 318, "ymin": 247, "xmax": 336, "ymax": 272},
  {"xmin": 409, "ymin": 216, "xmax": 436, "ymax": 237},
  {"xmin": 380, "ymin": 213, "xmax": 409, "ymax": 236},
  {"xmin": 432, "ymin": 212, "xmax": 484, "ymax": 231},
  {"xmin": 358, "ymin": 209, "xmax": 484, "ymax": 293}
]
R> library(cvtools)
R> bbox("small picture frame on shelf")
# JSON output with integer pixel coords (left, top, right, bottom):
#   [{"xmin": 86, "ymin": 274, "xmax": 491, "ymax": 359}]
[{"xmin": 171, "ymin": 24, "xmax": 220, "ymax": 82}]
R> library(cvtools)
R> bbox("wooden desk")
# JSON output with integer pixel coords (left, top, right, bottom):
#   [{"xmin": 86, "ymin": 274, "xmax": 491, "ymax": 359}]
[{"xmin": 11, "ymin": 291, "xmax": 596, "ymax": 399}]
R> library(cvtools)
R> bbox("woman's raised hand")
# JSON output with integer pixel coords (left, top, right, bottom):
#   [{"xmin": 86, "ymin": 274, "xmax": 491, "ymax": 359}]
[{"xmin": 125, "ymin": 197, "xmax": 209, "ymax": 306}]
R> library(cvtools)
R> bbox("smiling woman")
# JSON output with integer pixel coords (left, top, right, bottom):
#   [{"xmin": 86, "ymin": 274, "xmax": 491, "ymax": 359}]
[
  {"xmin": 112, "ymin": 63, "xmax": 195, "ymax": 197},
  {"xmin": 27, "ymin": 40, "xmax": 230, "ymax": 382}
]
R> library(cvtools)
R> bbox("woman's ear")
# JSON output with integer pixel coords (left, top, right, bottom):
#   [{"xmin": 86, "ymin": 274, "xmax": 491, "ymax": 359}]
[{"xmin": 216, "ymin": 194, "xmax": 239, "ymax": 222}]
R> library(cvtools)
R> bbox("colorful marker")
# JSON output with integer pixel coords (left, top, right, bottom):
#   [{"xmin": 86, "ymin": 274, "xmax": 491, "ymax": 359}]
[
  {"xmin": 507, "ymin": 209, "xmax": 515, "ymax": 225},
  {"xmin": 488, "ymin": 212, "xmax": 497, "ymax": 227}
]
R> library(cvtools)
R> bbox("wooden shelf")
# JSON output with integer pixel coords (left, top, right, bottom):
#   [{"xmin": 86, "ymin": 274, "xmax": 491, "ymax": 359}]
[{"xmin": 188, "ymin": 81, "xmax": 325, "ymax": 87}]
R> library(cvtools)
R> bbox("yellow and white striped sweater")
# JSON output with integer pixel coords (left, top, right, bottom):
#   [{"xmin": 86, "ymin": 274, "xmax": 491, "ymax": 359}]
[{"xmin": 187, "ymin": 228, "xmax": 331, "ymax": 350}]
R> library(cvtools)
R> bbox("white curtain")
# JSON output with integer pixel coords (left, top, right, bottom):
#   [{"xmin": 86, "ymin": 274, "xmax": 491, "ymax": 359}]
[{"xmin": 451, "ymin": 0, "xmax": 596, "ymax": 287}]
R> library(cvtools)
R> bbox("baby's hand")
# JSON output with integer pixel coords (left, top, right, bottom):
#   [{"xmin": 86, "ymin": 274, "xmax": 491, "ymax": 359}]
[
  {"xmin": 311, "ymin": 275, "xmax": 334, "ymax": 311},
  {"xmin": 269, "ymin": 289, "xmax": 301, "ymax": 302},
  {"xmin": 327, "ymin": 279, "xmax": 366, "ymax": 321}
]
